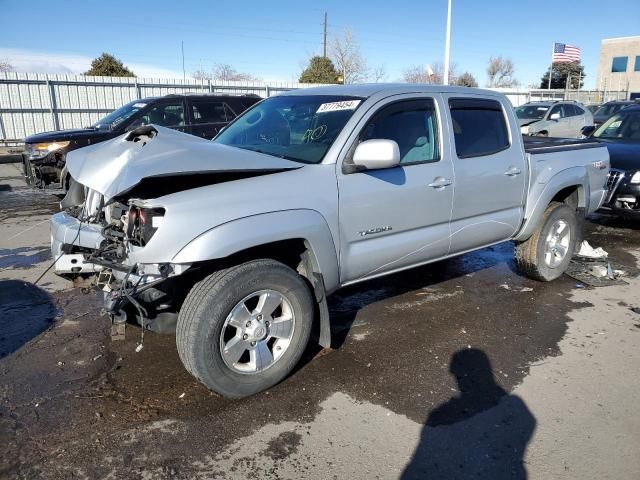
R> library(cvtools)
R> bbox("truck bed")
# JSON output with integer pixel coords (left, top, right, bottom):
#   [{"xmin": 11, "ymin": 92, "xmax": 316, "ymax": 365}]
[{"xmin": 523, "ymin": 136, "xmax": 602, "ymax": 154}]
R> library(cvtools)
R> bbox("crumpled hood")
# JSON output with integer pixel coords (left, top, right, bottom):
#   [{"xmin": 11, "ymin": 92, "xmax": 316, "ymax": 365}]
[
  {"xmin": 518, "ymin": 119, "xmax": 541, "ymax": 128},
  {"xmin": 65, "ymin": 125, "xmax": 301, "ymax": 201}
]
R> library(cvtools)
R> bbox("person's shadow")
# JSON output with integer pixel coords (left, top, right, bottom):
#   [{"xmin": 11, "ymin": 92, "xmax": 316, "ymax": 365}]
[{"xmin": 401, "ymin": 349, "xmax": 536, "ymax": 480}]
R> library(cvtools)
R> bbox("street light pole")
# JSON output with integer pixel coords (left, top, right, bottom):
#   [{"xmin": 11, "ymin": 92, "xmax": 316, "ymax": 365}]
[{"xmin": 443, "ymin": 0, "xmax": 452, "ymax": 85}]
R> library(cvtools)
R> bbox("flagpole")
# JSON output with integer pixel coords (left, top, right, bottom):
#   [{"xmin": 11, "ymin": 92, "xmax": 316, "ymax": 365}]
[
  {"xmin": 443, "ymin": 0, "xmax": 452, "ymax": 86},
  {"xmin": 547, "ymin": 43, "xmax": 554, "ymax": 90}
]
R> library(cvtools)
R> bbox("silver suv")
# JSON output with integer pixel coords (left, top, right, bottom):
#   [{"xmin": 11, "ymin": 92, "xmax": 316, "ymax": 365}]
[{"xmin": 516, "ymin": 101, "xmax": 593, "ymax": 138}]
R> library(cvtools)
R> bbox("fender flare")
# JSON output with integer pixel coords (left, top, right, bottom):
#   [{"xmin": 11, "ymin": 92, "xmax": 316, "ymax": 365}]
[
  {"xmin": 514, "ymin": 167, "xmax": 589, "ymax": 242},
  {"xmin": 171, "ymin": 210, "xmax": 339, "ymax": 349}
]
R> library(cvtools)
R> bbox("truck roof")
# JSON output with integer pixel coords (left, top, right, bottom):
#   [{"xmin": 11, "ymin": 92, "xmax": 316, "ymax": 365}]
[{"xmin": 281, "ymin": 83, "xmax": 503, "ymax": 98}]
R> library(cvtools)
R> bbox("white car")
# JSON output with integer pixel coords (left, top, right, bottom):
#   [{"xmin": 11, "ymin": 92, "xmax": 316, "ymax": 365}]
[{"xmin": 516, "ymin": 101, "xmax": 594, "ymax": 138}]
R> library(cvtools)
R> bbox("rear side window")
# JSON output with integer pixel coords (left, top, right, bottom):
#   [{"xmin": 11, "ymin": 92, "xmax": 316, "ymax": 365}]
[
  {"xmin": 191, "ymin": 100, "xmax": 234, "ymax": 124},
  {"xmin": 449, "ymin": 98, "xmax": 509, "ymax": 158},
  {"xmin": 360, "ymin": 99, "xmax": 440, "ymax": 165}
]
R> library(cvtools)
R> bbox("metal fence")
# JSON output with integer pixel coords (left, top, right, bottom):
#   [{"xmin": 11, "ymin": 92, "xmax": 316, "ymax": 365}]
[
  {"xmin": 0, "ymin": 72, "xmax": 632, "ymax": 141},
  {"xmin": 0, "ymin": 72, "xmax": 328, "ymax": 140},
  {"xmin": 496, "ymin": 88, "xmax": 629, "ymax": 107}
]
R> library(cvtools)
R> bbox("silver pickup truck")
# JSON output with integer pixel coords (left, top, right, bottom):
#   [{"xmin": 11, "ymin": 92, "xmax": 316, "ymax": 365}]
[{"xmin": 51, "ymin": 84, "xmax": 610, "ymax": 398}]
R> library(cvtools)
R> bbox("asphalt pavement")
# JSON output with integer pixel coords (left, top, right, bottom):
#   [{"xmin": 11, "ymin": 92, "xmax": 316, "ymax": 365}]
[{"xmin": 1, "ymin": 162, "xmax": 639, "ymax": 479}]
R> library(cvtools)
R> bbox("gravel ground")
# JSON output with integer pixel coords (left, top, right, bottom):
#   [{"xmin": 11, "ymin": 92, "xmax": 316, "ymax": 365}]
[{"xmin": 1, "ymin": 162, "xmax": 639, "ymax": 479}]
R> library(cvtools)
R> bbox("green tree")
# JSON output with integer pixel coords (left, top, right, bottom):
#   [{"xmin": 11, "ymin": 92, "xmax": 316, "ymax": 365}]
[
  {"xmin": 85, "ymin": 53, "xmax": 135, "ymax": 77},
  {"xmin": 299, "ymin": 56, "xmax": 340, "ymax": 84},
  {"xmin": 454, "ymin": 72, "xmax": 478, "ymax": 87},
  {"xmin": 540, "ymin": 62, "xmax": 585, "ymax": 89}
]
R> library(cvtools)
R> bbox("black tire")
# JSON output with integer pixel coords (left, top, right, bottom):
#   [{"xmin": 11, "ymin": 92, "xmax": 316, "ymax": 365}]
[
  {"xmin": 515, "ymin": 202, "xmax": 577, "ymax": 282},
  {"xmin": 176, "ymin": 259, "xmax": 314, "ymax": 398}
]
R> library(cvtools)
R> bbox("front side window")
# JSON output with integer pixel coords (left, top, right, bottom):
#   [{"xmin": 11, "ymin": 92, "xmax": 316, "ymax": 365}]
[
  {"xmin": 449, "ymin": 98, "xmax": 509, "ymax": 158},
  {"xmin": 359, "ymin": 99, "xmax": 440, "ymax": 165},
  {"xmin": 215, "ymin": 95, "xmax": 363, "ymax": 164},
  {"xmin": 549, "ymin": 104, "xmax": 566, "ymax": 119},
  {"xmin": 612, "ymin": 56, "xmax": 628, "ymax": 73},
  {"xmin": 141, "ymin": 102, "xmax": 185, "ymax": 127},
  {"xmin": 191, "ymin": 100, "xmax": 231, "ymax": 124}
]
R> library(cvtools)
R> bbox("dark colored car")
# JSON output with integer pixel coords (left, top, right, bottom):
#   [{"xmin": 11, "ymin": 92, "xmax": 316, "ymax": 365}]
[
  {"xmin": 582, "ymin": 105, "xmax": 640, "ymax": 217},
  {"xmin": 23, "ymin": 93, "xmax": 261, "ymax": 189},
  {"xmin": 592, "ymin": 100, "xmax": 636, "ymax": 127}
]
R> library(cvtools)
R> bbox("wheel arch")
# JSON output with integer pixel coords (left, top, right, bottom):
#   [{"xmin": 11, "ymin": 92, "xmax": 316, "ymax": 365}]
[
  {"xmin": 171, "ymin": 210, "xmax": 339, "ymax": 348},
  {"xmin": 515, "ymin": 169, "xmax": 589, "ymax": 242}
]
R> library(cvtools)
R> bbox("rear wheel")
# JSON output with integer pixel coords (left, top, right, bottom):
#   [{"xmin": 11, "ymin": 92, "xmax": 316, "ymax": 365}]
[
  {"xmin": 176, "ymin": 259, "xmax": 314, "ymax": 398},
  {"xmin": 515, "ymin": 202, "xmax": 577, "ymax": 281}
]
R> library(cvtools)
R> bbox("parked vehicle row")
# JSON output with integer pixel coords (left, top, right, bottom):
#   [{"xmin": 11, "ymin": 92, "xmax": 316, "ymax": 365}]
[
  {"xmin": 23, "ymin": 93, "xmax": 261, "ymax": 189},
  {"xmin": 51, "ymin": 84, "xmax": 610, "ymax": 398}
]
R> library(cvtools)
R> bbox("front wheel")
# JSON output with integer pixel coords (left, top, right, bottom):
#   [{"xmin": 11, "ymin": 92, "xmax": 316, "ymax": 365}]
[
  {"xmin": 515, "ymin": 202, "xmax": 577, "ymax": 281},
  {"xmin": 176, "ymin": 259, "xmax": 314, "ymax": 398}
]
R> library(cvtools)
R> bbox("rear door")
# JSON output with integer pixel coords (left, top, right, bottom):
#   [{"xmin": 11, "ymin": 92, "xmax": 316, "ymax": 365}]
[
  {"xmin": 338, "ymin": 96, "xmax": 454, "ymax": 283},
  {"xmin": 188, "ymin": 98, "xmax": 235, "ymax": 139},
  {"xmin": 445, "ymin": 96, "xmax": 527, "ymax": 253}
]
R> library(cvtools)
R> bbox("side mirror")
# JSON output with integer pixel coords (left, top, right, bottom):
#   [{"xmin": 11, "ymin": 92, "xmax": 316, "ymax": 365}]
[
  {"xmin": 581, "ymin": 125, "xmax": 596, "ymax": 138},
  {"xmin": 549, "ymin": 113, "xmax": 560, "ymax": 121},
  {"xmin": 352, "ymin": 139, "xmax": 401, "ymax": 170}
]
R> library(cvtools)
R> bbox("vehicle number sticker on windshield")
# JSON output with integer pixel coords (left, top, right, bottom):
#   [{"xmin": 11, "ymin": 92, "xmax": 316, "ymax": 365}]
[
  {"xmin": 133, "ymin": 103, "xmax": 147, "ymax": 108},
  {"xmin": 316, "ymin": 100, "xmax": 361, "ymax": 113}
]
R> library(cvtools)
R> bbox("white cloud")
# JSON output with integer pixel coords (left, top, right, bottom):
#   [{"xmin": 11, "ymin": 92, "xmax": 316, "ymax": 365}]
[{"xmin": 0, "ymin": 48, "xmax": 184, "ymax": 79}]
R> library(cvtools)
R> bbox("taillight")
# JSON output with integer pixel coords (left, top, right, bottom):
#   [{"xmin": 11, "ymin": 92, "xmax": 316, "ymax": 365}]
[{"xmin": 126, "ymin": 206, "xmax": 165, "ymax": 246}]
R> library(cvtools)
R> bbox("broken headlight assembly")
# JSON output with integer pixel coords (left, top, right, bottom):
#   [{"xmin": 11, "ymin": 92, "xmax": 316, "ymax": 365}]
[
  {"xmin": 125, "ymin": 205, "xmax": 165, "ymax": 246},
  {"xmin": 26, "ymin": 141, "xmax": 70, "ymax": 160}
]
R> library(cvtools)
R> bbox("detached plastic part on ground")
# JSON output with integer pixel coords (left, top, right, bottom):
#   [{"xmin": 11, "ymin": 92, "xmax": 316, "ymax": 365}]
[{"xmin": 566, "ymin": 241, "xmax": 639, "ymax": 287}]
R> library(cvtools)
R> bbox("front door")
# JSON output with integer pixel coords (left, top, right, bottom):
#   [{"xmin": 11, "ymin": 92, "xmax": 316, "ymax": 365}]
[
  {"xmin": 338, "ymin": 97, "xmax": 454, "ymax": 284},
  {"xmin": 445, "ymin": 96, "xmax": 527, "ymax": 253}
]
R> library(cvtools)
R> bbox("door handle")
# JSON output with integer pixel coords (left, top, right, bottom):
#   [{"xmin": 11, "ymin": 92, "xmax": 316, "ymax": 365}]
[
  {"xmin": 504, "ymin": 167, "xmax": 522, "ymax": 176},
  {"xmin": 428, "ymin": 177, "xmax": 452, "ymax": 189}
]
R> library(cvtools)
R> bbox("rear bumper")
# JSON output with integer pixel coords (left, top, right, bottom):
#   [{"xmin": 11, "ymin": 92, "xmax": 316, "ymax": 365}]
[{"xmin": 50, "ymin": 211, "xmax": 104, "ymax": 275}]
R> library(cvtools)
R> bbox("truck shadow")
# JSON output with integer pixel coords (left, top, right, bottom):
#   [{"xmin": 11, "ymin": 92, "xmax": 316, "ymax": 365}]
[
  {"xmin": 400, "ymin": 348, "xmax": 536, "ymax": 479},
  {"xmin": 0, "ymin": 280, "xmax": 57, "ymax": 358},
  {"xmin": 327, "ymin": 241, "xmax": 517, "ymax": 349}
]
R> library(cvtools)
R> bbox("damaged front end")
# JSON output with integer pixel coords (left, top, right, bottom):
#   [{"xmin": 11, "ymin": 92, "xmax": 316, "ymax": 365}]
[
  {"xmin": 55, "ymin": 125, "xmax": 301, "ymax": 334},
  {"xmin": 90, "ymin": 197, "xmax": 193, "ymax": 334}
]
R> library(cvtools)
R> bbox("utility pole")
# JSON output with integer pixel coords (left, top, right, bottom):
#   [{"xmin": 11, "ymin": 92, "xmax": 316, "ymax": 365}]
[
  {"xmin": 323, "ymin": 12, "xmax": 328, "ymax": 58},
  {"xmin": 443, "ymin": 0, "xmax": 452, "ymax": 85},
  {"xmin": 181, "ymin": 40, "xmax": 185, "ymax": 81}
]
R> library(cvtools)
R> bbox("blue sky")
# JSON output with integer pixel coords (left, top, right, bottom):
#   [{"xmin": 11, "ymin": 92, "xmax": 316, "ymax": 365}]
[{"xmin": 0, "ymin": 0, "xmax": 638, "ymax": 88}]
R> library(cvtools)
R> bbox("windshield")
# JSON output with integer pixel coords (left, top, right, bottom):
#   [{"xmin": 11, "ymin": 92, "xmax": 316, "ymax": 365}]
[
  {"xmin": 214, "ymin": 95, "xmax": 364, "ymax": 163},
  {"xmin": 515, "ymin": 105, "xmax": 549, "ymax": 120},
  {"xmin": 594, "ymin": 103, "xmax": 629, "ymax": 119},
  {"xmin": 91, "ymin": 100, "xmax": 147, "ymax": 130},
  {"xmin": 593, "ymin": 110, "xmax": 640, "ymax": 141}
]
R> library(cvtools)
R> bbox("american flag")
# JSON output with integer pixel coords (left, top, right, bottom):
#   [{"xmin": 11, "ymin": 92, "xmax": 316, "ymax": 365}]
[{"xmin": 552, "ymin": 43, "xmax": 580, "ymax": 63}]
